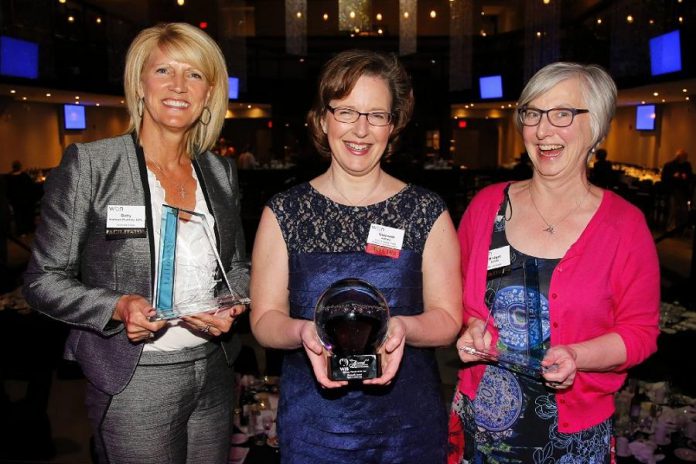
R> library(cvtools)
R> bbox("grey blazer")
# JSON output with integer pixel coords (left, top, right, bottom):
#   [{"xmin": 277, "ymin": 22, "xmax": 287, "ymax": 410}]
[{"xmin": 24, "ymin": 134, "xmax": 249, "ymax": 396}]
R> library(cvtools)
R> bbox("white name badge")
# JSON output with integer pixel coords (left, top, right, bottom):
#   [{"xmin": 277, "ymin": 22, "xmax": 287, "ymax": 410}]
[
  {"xmin": 106, "ymin": 205, "xmax": 147, "ymax": 239},
  {"xmin": 107, "ymin": 205, "xmax": 146, "ymax": 229},
  {"xmin": 488, "ymin": 245, "xmax": 511, "ymax": 271},
  {"xmin": 365, "ymin": 223, "xmax": 405, "ymax": 259}
]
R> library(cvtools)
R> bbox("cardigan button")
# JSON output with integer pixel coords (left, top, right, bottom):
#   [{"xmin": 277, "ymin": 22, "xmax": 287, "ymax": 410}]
[
  {"xmin": 551, "ymin": 293, "xmax": 557, "ymax": 299},
  {"xmin": 559, "ymin": 398, "xmax": 566, "ymax": 404},
  {"xmin": 562, "ymin": 422, "xmax": 569, "ymax": 428},
  {"xmin": 553, "ymin": 322, "xmax": 559, "ymax": 328}
]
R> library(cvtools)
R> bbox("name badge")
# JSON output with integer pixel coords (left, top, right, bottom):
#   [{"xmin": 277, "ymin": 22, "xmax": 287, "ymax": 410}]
[
  {"xmin": 106, "ymin": 205, "xmax": 147, "ymax": 239},
  {"xmin": 365, "ymin": 223, "xmax": 405, "ymax": 259},
  {"xmin": 488, "ymin": 245, "xmax": 511, "ymax": 271}
]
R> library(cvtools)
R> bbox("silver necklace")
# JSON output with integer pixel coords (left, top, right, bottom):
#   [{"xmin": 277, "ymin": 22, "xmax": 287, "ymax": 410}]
[
  {"xmin": 528, "ymin": 183, "xmax": 591, "ymax": 234},
  {"xmin": 329, "ymin": 170, "xmax": 382, "ymax": 207},
  {"xmin": 148, "ymin": 159, "xmax": 186, "ymax": 200}
]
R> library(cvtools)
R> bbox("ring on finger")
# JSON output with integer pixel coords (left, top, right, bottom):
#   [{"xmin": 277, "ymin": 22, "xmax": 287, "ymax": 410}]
[{"xmin": 201, "ymin": 324, "xmax": 212, "ymax": 334}]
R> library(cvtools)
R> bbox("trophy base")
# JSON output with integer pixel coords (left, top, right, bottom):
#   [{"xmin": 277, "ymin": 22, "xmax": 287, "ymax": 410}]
[
  {"xmin": 150, "ymin": 295, "xmax": 251, "ymax": 321},
  {"xmin": 329, "ymin": 354, "xmax": 381, "ymax": 381}
]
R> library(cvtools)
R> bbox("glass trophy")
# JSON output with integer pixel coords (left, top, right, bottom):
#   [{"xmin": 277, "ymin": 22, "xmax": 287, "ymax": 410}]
[
  {"xmin": 457, "ymin": 343, "xmax": 557, "ymax": 379},
  {"xmin": 315, "ymin": 278, "xmax": 390, "ymax": 381},
  {"xmin": 151, "ymin": 204, "xmax": 250, "ymax": 321}
]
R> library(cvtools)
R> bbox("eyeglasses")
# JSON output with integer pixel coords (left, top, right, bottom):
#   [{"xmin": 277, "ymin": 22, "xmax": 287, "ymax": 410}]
[
  {"xmin": 517, "ymin": 106, "xmax": 589, "ymax": 128},
  {"xmin": 327, "ymin": 106, "xmax": 393, "ymax": 127}
]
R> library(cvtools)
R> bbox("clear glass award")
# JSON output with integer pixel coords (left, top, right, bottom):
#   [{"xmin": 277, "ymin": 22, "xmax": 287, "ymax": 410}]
[
  {"xmin": 457, "ymin": 343, "xmax": 557, "ymax": 379},
  {"xmin": 315, "ymin": 278, "xmax": 390, "ymax": 381},
  {"xmin": 151, "ymin": 204, "xmax": 250, "ymax": 321}
]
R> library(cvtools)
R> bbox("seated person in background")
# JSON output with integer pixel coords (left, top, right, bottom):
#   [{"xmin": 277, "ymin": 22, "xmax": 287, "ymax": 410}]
[
  {"xmin": 591, "ymin": 148, "xmax": 615, "ymax": 189},
  {"xmin": 662, "ymin": 148, "xmax": 693, "ymax": 230},
  {"xmin": 237, "ymin": 145, "xmax": 258, "ymax": 169}
]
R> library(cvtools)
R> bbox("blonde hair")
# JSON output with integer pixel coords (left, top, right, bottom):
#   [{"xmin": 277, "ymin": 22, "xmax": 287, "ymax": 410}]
[
  {"xmin": 124, "ymin": 23, "xmax": 229, "ymax": 157},
  {"xmin": 515, "ymin": 62, "xmax": 617, "ymax": 149}
]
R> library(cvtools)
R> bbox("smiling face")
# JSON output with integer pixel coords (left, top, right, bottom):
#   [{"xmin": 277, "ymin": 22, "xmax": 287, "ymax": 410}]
[
  {"xmin": 321, "ymin": 74, "xmax": 393, "ymax": 177},
  {"xmin": 522, "ymin": 77, "xmax": 594, "ymax": 182},
  {"xmin": 139, "ymin": 45, "xmax": 211, "ymax": 135}
]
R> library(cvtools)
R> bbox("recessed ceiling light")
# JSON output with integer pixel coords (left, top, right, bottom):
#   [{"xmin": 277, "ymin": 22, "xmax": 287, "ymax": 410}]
[
  {"xmin": 323, "ymin": 13, "xmax": 328, "ymax": 21},
  {"xmin": 376, "ymin": 13, "xmax": 382, "ymax": 21},
  {"xmin": 10, "ymin": 89, "xmax": 16, "ymax": 94},
  {"xmin": 430, "ymin": 10, "xmax": 437, "ymax": 19},
  {"xmin": 22, "ymin": 97, "xmax": 27, "ymax": 101},
  {"xmin": 626, "ymin": 15, "xmax": 634, "ymax": 24},
  {"xmin": 46, "ymin": 93, "xmax": 51, "ymax": 97},
  {"xmin": 653, "ymin": 92, "xmax": 659, "ymax": 97}
]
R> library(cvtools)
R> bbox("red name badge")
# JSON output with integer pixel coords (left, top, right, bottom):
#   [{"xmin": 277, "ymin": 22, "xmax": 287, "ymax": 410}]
[{"xmin": 365, "ymin": 243, "xmax": 401, "ymax": 259}]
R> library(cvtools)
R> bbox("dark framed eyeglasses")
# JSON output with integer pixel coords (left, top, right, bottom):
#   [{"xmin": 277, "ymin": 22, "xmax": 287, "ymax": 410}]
[
  {"xmin": 517, "ymin": 106, "xmax": 590, "ymax": 128},
  {"xmin": 326, "ymin": 106, "xmax": 393, "ymax": 127}
]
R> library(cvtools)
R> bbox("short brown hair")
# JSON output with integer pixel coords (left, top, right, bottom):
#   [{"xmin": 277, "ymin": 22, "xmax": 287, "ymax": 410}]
[
  {"xmin": 123, "ymin": 23, "xmax": 229, "ymax": 157},
  {"xmin": 307, "ymin": 49, "xmax": 414, "ymax": 158}
]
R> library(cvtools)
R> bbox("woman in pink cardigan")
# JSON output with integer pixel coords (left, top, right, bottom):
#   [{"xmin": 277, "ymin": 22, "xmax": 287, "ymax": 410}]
[{"xmin": 448, "ymin": 62, "xmax": 660, "ymax": 463}]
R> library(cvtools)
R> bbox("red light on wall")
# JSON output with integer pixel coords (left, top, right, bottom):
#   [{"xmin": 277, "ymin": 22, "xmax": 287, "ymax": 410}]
[
  {"xmin": 267, "ymin": 121, "xmax": 273, "ymax": 129},
  {"xmin": 199, "ymin": 22, "xmax": 208, "ymax": 29},
  {"xmin": 458, "ymin": 120, "xmax": 468, "ymax": 128}
]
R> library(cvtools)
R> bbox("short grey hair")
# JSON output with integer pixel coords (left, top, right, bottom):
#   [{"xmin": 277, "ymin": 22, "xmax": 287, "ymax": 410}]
[{"xmin": 515, "ymin": 62, "xmax": 617, "ymax": 149}]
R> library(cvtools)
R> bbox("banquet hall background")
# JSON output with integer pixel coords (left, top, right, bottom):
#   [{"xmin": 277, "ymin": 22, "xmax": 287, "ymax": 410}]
[{"xmin": 1, "ymin": 1, "xmax": 696, "ymax": 463}]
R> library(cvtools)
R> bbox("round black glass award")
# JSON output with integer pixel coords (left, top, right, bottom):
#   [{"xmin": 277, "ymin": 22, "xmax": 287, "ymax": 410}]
[{"xmin": 315, "ymin": 278, "xmax": 390, "ymax": 381}]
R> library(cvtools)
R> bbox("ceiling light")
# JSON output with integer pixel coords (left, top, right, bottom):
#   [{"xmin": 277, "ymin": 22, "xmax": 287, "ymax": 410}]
[
  {"xmin": 679, "ymin": 17, "xmax": 683, "ymax": 23},
  {"xmin": 543, "ymin": 0, "xmax": 551, "ymax": 4},
  {"xmin": 46, "ymin": 93, "xmax": 51, "ymax": 97},
  {"xmin": 430, "ymin": 10, "xmax": 437, "ymax": 19},
  {"xmin": 177, "ymin": 0, "xmax": 184, "ymax": 5},
  {"xmin": 403, "ymin": 12, "xmax": 409, "ymax": 19},
  {"xmin": 68, "ymin": 15, "xmax": 74, "ymax": 22},
  {"xmin": 653, "ymin": 92, "xmax": 659, "ymax": 97},
  {"xmin": 22, "ymin": 97, "xmax": 27, "ymax": 101},
  {"xmin": 59, "ymin": 0, "xmax": 66, "ymax": 3},
  {"xmin": 96, "ymin": 103, "xmax": 100, "ymax": 107},
  {"xmin": 684, "ymin": 89, "xmax": 688, "ymax": 93},
  {"xmin": 247, "ymin": 105, "xmax": 252, "ymax": 109},
  {"xmin": 96, "ymin": 17, "xmax": 102, "ymax": 24},
  {"xmin": 376, "ymin": 13, "xmax": 382, "ymax": 21},
  {"xmin": 626, "ymin": 15, "xmax": 634, "ymax": 24},
  {"xmin": 323, "ymin": 13, "xmax": 328, "ymax": 21},
  {"xmin": 296, "ymin": 11, "xmax": 302, "ymax": 18},
  {"xmin": 378, "ymin": 29, "xmax": 383, "ymax": 35},
  {"xmin": 75, "ymin": 96, "xmax": 80, "ymax": 99},
  {"xmin": 10, "ymin": 90, "xmax": 16, "ymax": 94},
  {"xmin": 349, "ymin": 11, "xmax": 355, "ymax": 19}
]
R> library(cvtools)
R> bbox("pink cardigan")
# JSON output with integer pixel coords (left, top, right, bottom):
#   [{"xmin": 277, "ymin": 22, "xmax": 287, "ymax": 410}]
[{"xmin": 456, "ymin": 182, "xmax": 660, "ymax": 433}]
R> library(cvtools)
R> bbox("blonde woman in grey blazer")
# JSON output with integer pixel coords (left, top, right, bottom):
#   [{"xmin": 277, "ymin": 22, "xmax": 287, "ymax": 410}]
[{"xmin": 24, "ymin": 24, "xmax": 248, "ymax": 464}]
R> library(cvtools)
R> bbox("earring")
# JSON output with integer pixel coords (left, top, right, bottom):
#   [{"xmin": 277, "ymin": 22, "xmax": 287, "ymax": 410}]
[
  {"xmin": 199, "ymin": 107, "xmax": 212, "ymax": 126},
  {"xmin": 137, "ymin": 98, "xmax": 144, "ymax": 118}
]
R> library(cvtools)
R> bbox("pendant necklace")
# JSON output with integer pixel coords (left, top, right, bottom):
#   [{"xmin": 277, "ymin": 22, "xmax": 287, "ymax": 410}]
[
  {"xmin": 329, "ymin": 170, "xmax": 382, "ymax": 207},
  {"xmin": 528, "ymin": 183, "xmax": 591, "ymax": 234},
  {"xmin": 148, "ymin": 159, "xmax": 186, "ymax": 200}
]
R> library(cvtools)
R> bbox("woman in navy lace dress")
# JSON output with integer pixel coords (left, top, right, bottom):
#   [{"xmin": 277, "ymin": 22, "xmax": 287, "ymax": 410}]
[{"xmin": 250, "ymin": 50, "xmax": 462, "ymax": 463}]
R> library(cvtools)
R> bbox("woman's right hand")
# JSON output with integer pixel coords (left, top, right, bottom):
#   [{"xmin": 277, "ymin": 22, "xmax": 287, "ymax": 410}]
[
  {"xmin": 455, "ymin": 317, "xmax": 492, "ymax": 363},
  {"xmin": 112, "ymin": 294, "xmax": 167, "ymax": 343},
  {"xmin": 300, "ymin": 320, "xmax": 348, "ymax": 389}
]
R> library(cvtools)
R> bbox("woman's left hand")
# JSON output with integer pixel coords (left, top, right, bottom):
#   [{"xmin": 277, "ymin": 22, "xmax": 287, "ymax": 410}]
[
  {"xmin": 181, "ymin": 304, "xmax": 246, "ymax": 337},
  {"xmin": 541, "ymin": 345, "xmax": 578, "ymax": 390},
  {"xmin": 363, "ymin": 316, "xmax": 407, "ymax": 386}
]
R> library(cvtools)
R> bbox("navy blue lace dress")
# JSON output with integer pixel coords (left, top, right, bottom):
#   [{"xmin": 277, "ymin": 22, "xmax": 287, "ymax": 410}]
[{"xmin": 268, "ymin": 182, "xmax": 448, "ymax": 464}]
